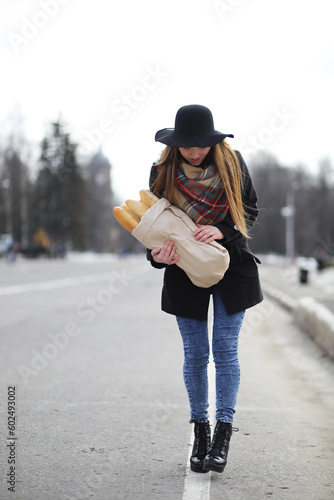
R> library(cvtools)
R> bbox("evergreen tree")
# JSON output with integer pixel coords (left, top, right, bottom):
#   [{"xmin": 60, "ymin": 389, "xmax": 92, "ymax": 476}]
[{"xmin": 32, "ymin": 121, "xmax": 86, "ymax": 250}]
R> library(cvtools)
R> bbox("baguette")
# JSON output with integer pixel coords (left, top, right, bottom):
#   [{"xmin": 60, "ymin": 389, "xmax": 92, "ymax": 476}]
[
  {"xmin": 120, "ymin": 203, "xmax": 141, "ymax": 223},
  {"xmin": 113, "ymin": 190, "xmax": 159, "ymax": 233},
  {"xmin": 139, "ymin": 189, "xmax": 159, "ymax": 208},
  {"xmin": 125, "ymin": 199, "xmax": 149, "ymax": 218},
  {"xmin": 113, "ymin": 206, "xmax": 138, "ymax": 232}
]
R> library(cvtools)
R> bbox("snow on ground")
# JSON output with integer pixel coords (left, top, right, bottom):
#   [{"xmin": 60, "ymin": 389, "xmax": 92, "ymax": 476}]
[
  {"xmin": 65, "ymin": 251, "xmax": 146, "ymax": 263},
  {"xmin": 67, "ymin": 252, "xmax": 334, "ymax": 292},
  {"xmin": 258, "ymin": 253, "xmax": 334, "ymax": 293},
  {"xmin": 314, "ymin": 267, "xmax": 334, "ymax": 294}
]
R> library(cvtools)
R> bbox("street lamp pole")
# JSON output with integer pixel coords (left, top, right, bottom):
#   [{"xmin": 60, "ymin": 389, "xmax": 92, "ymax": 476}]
[
  {"xmin": 2, "ymin": 178, "xmax": 12, "ymax": 236},
  {"xmin": 285, "ymin": 189, "xmax": 295, "ymax": 259},
  {"xmin": 280, "ymin": 189, "xmax": 295, "ymax": 260}
]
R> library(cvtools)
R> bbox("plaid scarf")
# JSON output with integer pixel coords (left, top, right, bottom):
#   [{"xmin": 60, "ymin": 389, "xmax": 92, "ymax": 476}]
[{"xmin": 174, "ymin": 162, "xmax": 228, "ymax": 225}]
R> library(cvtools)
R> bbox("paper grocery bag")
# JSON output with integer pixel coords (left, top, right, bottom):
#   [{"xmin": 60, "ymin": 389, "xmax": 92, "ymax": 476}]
[{"xmin": 132, "ymin": 198, "xmax": 230, "ymax": 288}]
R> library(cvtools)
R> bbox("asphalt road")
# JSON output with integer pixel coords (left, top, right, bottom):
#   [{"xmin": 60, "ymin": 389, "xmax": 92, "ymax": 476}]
[{"xmin": 0, "ymin": 255, "xmax": 334, "ymax": 500}]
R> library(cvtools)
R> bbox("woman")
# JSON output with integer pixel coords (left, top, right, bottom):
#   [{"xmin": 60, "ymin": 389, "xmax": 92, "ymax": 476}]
[{"xmin": 147, "ymin": 105, "xmax": 263, "ymax": 474}]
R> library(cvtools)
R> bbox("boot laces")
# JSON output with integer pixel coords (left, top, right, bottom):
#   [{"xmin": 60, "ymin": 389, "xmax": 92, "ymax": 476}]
[
  {"xmin": 194, "ymin": 422, "xmax": 210, "ymax": 455},
  {"xmin": 212, "ymin": 424, "xmax": 238, "ymax": 450}
]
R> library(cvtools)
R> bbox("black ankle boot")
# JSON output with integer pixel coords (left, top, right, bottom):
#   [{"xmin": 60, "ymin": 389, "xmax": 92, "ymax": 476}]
[
  {"xmin": 190, "ymin": 421, "xmax": 211, "ymax": 473},
  {"xmin": 203, "ymin": 421, "xmax": 237, "ymax": 473}
]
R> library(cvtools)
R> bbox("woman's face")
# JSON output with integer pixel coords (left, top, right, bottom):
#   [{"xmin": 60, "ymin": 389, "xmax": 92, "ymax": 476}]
[{"xmin": 178, "ymin": 147, "xmax": 211, "ymax": 166}]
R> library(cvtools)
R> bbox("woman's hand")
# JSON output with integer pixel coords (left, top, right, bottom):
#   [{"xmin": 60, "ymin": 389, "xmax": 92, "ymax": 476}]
[
  {"xmin": 151, "ymin": 240, "xmax": 179, "ymax": 265},
  {"xmin": 193, "ymin": 224, "xmax": 224, "ymax": 243}
]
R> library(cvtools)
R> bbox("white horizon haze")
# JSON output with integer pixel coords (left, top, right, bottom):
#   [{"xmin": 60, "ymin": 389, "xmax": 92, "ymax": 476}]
[{"xmin": 1, "ymin": 0, "xmax": 333, "ymax": 199}]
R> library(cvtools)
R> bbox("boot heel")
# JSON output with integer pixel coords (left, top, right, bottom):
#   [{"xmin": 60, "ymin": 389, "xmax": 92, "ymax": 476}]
[
  {"xmin": 190, "ymin": 462, "xmax": 209, "ymax": 473},
  {"xmin": 202, "ymin": 459, "xmax": 226, "ymax": 473}
]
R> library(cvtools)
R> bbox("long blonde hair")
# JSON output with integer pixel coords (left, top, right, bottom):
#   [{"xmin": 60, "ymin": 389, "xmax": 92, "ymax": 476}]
[{"xmin": 151, "ymin": 141, "xmax": 250, "ymax": 238}]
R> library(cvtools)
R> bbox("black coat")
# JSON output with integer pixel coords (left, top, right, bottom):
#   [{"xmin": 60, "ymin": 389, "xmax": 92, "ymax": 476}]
[{"xmin": 146, "ymin": 151, "xmax": 263, "ymax": 320}]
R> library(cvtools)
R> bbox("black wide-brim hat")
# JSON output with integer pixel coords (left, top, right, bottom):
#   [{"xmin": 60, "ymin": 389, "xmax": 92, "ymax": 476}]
[{"xmin": 155, "ymin": 104, "xmax": 234, "ymax": 147}]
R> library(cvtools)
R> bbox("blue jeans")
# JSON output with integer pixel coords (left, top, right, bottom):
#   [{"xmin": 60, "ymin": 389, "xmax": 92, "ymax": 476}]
[{"xmin": 176, "ymin": 288, "xmax": 245, "ymax": 424}]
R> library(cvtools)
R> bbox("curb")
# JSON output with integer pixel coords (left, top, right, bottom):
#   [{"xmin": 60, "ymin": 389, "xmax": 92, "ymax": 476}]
[{"xmin": 261, "ymin": 282, "xmax": 334, "ymax": 361}]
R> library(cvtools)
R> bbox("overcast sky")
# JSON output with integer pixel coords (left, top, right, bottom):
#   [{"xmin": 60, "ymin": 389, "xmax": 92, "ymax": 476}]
[{"xmin": 1, "ymin": 0, "xmax": 333, "ymax": 199}]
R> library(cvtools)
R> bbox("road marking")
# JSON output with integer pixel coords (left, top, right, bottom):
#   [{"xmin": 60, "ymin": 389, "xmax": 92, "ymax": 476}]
[
  {"xmin": 182, "ymin": 306, "xmax": 215, "ymax": 500},
  {"xmin": 0, "ymin": 261, "xmax": 150, "ymax": 296},
  {"xmin": 0, "ymin": 273, "xmax": 121, "ymax": 295},
  {"xmin": 182, "ymin": 350, "xmax": 216, "ymax": 500}
]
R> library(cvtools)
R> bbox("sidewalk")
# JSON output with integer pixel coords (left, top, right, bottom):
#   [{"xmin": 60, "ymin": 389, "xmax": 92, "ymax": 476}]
[
  {"xmin": 259, "ymin": 255, "xmax": 334, "ymax": 312},
  {"xmin": 259, "ymin": 255, "xmax": 334, "ymax": 361}
]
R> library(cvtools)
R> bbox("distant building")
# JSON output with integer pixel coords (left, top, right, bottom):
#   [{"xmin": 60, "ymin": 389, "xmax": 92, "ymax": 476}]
[
  {"xmin": 86, "ymin": 148, "xmax": 114, "ymax": 252},
  {"xmin": 86, "ymin": 148, "xmax": 145, "ymax": 255}
]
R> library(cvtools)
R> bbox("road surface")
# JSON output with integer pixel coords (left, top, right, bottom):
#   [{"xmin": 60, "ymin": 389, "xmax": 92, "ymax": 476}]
[{"xmin": 0, "ymin": 255, "xmax": 333, "ymax": 499}]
